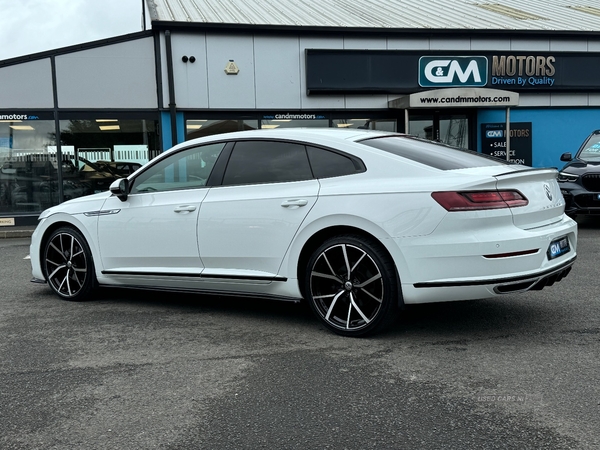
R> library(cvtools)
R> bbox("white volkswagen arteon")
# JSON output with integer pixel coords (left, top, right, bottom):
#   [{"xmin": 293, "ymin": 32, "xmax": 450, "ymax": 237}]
[{"xmin": 30, "ymin": 129, "xmax": 577, "ymax": 336}]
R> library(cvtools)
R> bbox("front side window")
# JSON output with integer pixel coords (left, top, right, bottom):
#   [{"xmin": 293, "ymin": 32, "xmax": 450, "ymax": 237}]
[
  {"xmin": 222, "ymin": 141, "xmax": 312, "ymax": 186},
  {"xmin": 131, "ymin": 142, "xmax": 225, "ymax": 194}
]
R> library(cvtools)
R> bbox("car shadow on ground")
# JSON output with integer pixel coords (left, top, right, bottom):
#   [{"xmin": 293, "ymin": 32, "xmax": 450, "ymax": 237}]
[
  {"xmin": 91, "ymin": 285, "xmax": 316, "ymax": 323},
  {"xmin": 388, "ymin": 298, "xmax": 557, "ymax": 338},
  {"xmin": 63, "ymin": 286, "xmax": 559, "ymax": 340},
  {"xmin": 574, "ymin": 214, "xmax": 600, "ymax": 228}
]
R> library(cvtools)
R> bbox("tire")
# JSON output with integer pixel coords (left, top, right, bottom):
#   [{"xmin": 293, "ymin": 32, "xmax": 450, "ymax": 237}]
[
  {"xmin": 42, "ymin": 227, "xmax": 96, "ymax": 301},
  {"xmin": 304, "ymin": 234, "xmax": 400, "ymax": 337}
]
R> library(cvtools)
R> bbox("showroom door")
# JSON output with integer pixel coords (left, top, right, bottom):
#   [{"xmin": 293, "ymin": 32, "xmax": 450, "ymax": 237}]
[{"xmin": 408, "ymin": 111, "xmax": 474, "ymax": 149}]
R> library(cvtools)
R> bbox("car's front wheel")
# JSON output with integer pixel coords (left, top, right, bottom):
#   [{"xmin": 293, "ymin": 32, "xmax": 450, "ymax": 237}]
[
  {"xmin": 305, "ymin": 234, "xmax": 400, "ymax": 337},
  {"xmin": 43, "ymin": 227, "xmax": 96, "ymax": 301}
]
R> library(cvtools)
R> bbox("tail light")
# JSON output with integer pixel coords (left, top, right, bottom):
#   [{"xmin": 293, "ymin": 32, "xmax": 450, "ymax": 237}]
[{"xmin": 432, "ymin": 190, "xmax": 528, "ymax": 211}]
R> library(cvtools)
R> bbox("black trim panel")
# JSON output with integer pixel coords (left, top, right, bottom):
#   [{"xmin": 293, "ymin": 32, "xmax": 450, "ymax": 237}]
[
  {"xmin": 101, "ymin": 270, "xmax": 287, "ymax": 282},
  {"xmin": 150, "ymin": 21, "xmax": 598, "ymax": 40},
  {"xmin": 413, "ymin": 256, "xmax": 576, "ymax": 289}
]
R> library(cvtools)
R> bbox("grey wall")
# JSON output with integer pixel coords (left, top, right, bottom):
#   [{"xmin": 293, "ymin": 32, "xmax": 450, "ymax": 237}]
[
  {"xmin": 2, "ymin": 32, "xmax": 600, "ymax": 112},
  {"xmin": 55, "ymin": 38, "xmax": 157, "ymax": 109},
  {"xmin": 0, "ymin": 59, "xmax": 54, "ymax": 108},
  {"xmin": 0, "ymin": 37, "xmax": 157, "ymax": 110},
  {"xmin": 163, "ymin": 33, "xmax": 600, "ymax": 111}
]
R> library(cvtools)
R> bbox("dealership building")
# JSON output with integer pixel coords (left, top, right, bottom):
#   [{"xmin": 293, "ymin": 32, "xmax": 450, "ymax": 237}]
[{"xmin": 2, "ymin": 0, "xmax": 600, "ymax": 224}]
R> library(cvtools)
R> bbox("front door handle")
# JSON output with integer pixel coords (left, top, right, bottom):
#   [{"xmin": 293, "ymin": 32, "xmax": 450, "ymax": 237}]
[
  {"xmin": 281, "ymin": 199, "xmax": 309, "ymax": 208},
  {"xmin": 174, "ymin": 205, "xmax": 197, "ymax": 213}
]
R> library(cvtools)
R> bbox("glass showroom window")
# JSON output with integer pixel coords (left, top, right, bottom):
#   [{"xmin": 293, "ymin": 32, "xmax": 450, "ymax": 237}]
[
  {"xmin": 0, "ymin": 118, "xmax": 59, "ymax": 214},
  {"xmin": 332, "ymin": 118, "xmax": 397, "ymax": 131},
  {"xmin": 186, "ymin": 119, "xmax": 258, "ymax": 140},
  {"xmin": 58, "ymin": 118, "xmax": 159, "ymax": 196},
  {"xmin": 261, "ymin": 118, "xmax": 329, "ymax": 129}
]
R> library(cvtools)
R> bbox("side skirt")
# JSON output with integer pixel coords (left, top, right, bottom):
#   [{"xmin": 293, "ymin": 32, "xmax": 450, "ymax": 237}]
[{"xmin": 98, "ymin": 284, "xmax": 302, "ymax": 303}]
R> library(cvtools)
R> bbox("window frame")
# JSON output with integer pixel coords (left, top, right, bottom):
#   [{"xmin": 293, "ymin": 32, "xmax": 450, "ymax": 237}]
[{"xmin": 214, "ymin": 139, "xmax": 366, "ymax": 187}]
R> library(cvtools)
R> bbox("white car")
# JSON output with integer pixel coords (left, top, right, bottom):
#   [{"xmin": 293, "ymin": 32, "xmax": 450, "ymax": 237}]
[{"xmin": 30, "ymin": 129, "xmax": 577, "ymax": 336}]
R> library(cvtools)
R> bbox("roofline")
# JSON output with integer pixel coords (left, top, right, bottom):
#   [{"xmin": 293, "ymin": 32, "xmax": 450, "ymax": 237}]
[
  {"xmin": 2, "ymin": 21, "xmax": 597, "ymax": 70},
  {"xmin": 0, "ymin": 30, "xmax": 154, "ymax": 68},
  {"xmin": 149, "ymin": 20, "xmax": 600, "ymax": 39}
]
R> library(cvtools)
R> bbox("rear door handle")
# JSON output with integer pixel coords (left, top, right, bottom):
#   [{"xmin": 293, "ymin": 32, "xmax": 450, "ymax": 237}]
[
  {"xmin": 174, "ymin": 205, "xmax": 197, "ymax": 213},
  {"xmin": 281, "ymin": 199, "xmax": 309, "ymax": 208}
]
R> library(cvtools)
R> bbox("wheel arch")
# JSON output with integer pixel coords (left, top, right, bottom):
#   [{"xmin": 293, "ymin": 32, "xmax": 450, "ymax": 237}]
[
  {"xmin": 36, "ymin": 214, "xmax": 101, "ymax": 280},
  {"xmin": 295, "ymin": 224, "xmax": 405, "ymax": 307},
  {"xmin": 38, "ymin": 221, "xmax": 73, "ymax": 263}
]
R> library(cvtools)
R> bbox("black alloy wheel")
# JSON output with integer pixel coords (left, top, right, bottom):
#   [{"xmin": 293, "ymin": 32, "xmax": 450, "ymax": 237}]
[
  {"xmin": 43, "ymin": 227, "xmax": 96, "ymax": 301},
  {"xmin": 305, "ymin": 234, "xmax": 400, "ymax": 337}
]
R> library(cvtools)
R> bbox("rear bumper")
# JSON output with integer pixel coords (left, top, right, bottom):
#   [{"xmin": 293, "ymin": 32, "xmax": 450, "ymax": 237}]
[
  {"xmin": 413, "ymin": 256, "xmax": 575, "ymax": 293},
  {"xmin": 396, "ymin": 213, "xmax": 577, "ymax": 304}
]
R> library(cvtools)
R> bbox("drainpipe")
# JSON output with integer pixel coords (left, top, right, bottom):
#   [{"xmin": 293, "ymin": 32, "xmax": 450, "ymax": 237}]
[
  {"xmin": 506, "ymin": 107, "xmax": 511, "ymax": 162},
  {"xmin": 51, "ymin": 56, "xmax": 64, "ymax": 203},
  {"xmin": 165, "ymin": 30, "xmax": 178, "ymax": 147}
]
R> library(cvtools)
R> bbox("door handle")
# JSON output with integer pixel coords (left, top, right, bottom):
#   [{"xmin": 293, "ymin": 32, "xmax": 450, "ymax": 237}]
[
  {"xmin": 281, "ymin": 199, "xmax": 309, "ymax": 208},
  {"xmin": 174, "ymin": 205, "xmax": 197, "ymax": 213}
]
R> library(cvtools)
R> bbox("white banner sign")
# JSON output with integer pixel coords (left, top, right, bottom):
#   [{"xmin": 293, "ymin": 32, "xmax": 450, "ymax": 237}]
[{"xmin": 389, "ymin": 88, "xmax": 519, "ymax": 109}]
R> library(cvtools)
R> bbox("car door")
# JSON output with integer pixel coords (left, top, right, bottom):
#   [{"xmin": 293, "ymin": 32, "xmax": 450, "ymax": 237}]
[
  {"xmin": 197, "ymin": 140, "xmax": 319, "ymax": 279},
  {"xmin": 97, "ymin": 142, "xmax": 226, "ymax": 276}
]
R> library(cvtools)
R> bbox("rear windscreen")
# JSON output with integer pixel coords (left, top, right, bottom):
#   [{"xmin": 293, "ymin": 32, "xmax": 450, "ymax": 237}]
[{"xmin": 359, "ymin": 136, "xmax": 510, "ymax": 170}]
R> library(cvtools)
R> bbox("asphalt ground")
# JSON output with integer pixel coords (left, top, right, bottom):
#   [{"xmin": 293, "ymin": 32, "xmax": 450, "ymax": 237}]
[{"xmin": 0, "ymin": 217, "xmax": 599, "ymax": 449}]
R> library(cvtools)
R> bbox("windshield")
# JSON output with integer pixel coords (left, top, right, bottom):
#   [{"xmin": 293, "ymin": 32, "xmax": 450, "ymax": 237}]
[
  {"xmin": 358, "ymin": 135, "xmax": 510, "ymax": 170},
  {"xmin": 578, "ymin": 133, "xmax": 600, "ymax": 162}
]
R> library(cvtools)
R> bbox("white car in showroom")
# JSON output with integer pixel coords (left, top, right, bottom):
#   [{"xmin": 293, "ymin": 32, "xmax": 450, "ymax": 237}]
[{"xmin": 30, "ymin": 128, "xmax": 577, "ymax": 336}]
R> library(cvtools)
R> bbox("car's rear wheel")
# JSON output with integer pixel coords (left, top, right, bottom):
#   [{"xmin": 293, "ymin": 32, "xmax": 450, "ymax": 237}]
[
  {"xmin": 43, "ymin": 227, "xmax": 96, "ymax": 301},
  {"xmin": 305, "ymin": 234, "xmax": 400, "ymax": 337}
]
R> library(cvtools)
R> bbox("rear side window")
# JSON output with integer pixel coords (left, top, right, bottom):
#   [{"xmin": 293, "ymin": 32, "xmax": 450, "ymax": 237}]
[
  {"xmin": 223, "ymin": 141, "xmax": 313, "ymax": 185},
  {"xmin": 360, "ymin": 136, "xmax": 508, "ymax": 170},
  {"xmin": 307, "ymin": 146, "xmax": 360, "ymax": 178}
]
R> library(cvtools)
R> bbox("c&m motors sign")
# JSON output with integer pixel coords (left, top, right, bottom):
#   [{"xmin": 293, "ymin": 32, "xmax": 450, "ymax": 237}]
[
  {"xmin": 306, "ymin": 50, "xmax": 600, "ymax": 93},
  {"xmin": 419, "ymin": 56, "xmax": 488, "ymax": 88}
]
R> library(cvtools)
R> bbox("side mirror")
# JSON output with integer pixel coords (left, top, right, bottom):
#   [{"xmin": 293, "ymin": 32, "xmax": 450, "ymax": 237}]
[
  {"xmin": 560, "ymin": 152, "xmax": 573, "ymax": 162},
  {"xmin": 109, "ymin": 178, "xmax": 129, "ymax": 202}
]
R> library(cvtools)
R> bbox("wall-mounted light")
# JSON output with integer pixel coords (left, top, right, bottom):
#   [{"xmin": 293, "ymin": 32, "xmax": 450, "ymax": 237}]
[{"xmin": 224, "ymin": 60, "xmax": 240, "ymax": 75}]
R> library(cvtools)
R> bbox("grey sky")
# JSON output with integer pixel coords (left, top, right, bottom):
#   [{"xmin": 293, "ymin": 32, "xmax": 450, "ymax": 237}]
[{"xmin": 0, "ymin": 0, "xmax": 147, "ymax": 61}]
